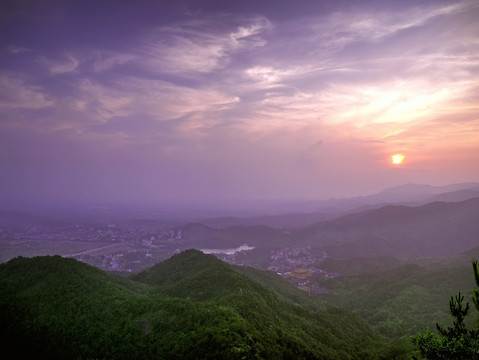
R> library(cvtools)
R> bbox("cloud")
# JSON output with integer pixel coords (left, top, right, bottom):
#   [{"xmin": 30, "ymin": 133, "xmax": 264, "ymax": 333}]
[
  {"xmin": 92, "ymin": 51, "xmax": 136, "ymax": 73},
  {"xmin": 4, "ymin": 1, "xmax": 477, "ymax": 148},
  {"xmin": 244, "ymin": 65, "xmax": 310, "ymax": 89},
  {"xmin": 87, "ymin": 76, "xmax": 240, "ymax": 122},
  {"xmin": 0, "ymin": 73, "xmax": 54, "ymax": 110},
  {"xmin": 308, "ymin": 140, "xmax": 323, "ymax": 152},
  {"xmin": 9, "ymin": 74, "xmax": 242, "ymax": 146},
  {"xmin": 306, "ymin": 1, "xmax": 467, "ymax": 50},
  {"xmin": 6, "ymin": 45, "xmax": 32, "ymax": 54},
  {"xmin": 136, "ymin": 16, "xmax": 270, "ymax": 74},
  {"xmin": 39, "ymin": 51, "xmax": 80, "ymax": 75}
]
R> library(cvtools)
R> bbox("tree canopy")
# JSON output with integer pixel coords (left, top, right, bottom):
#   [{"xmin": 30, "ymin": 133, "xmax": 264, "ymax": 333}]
[{"xmin": 412, "ymin": 260, "xmax": 479, "ymax": 359}]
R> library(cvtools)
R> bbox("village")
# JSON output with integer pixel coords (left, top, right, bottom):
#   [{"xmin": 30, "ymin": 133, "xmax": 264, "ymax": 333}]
[
  {"xmin": 268, "ymin": 247, "xmax": 339, "ymax": 295},
  {"xmin": 64, "ymin": 225, "xmax": 184, "ymax": 273},
  {"xmin": 2, "ymin": 221, "xmax": 339, "ymax": 293},
  {"xmin": 214, "ymin": 246, "xmax": 338, "ymax": 295},
  {"xmin": 0, "ymin": 221, "xmax": 185, "ymax": 272}
]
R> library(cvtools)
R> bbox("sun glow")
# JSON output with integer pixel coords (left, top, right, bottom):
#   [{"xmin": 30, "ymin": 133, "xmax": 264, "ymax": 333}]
[{"xmin": 391, "ymin": 154, "xmax": 405, "ymax": 165}]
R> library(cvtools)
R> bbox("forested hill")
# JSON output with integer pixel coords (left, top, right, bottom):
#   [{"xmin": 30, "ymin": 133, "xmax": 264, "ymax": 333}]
[
  {"xmin": 0, "ymin": 251, "xmax": 385, "ymax": 359},
  {"xmin": 295, "ymin": 197, "xmax": 479, "ymax": 257}
]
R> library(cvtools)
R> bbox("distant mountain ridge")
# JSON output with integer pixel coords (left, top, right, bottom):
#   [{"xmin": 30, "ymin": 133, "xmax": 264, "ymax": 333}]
[
  {"xmin": 379, "ymin": 182, "xmax": 479, "ymax": 196},
  {"xmin": 195, "ymin": 182, "xmax": 479, "ymax": 229},
  {"xmin": 296, "ymin": 197, "xmax": 479, "ymax": 258},
  {"xmin": 422, "ymin": 188, "xmax": 479, "ymax": 203}
]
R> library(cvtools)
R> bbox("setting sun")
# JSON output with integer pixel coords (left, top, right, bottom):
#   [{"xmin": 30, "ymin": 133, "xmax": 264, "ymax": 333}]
[{"xmin": 392, "ymin": 154, "xmax": 405, "ymax": 165}]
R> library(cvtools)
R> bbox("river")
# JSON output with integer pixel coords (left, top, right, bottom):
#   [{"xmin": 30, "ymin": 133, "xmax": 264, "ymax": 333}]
[{"xmin": 199, "ymin": 244, "xmax": 255, "ymax": 255}]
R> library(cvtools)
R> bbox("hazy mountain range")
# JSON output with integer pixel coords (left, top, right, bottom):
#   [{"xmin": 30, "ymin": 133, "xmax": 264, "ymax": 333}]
[
  {"xmin": 180, "ymin": 182, "xmax": 479, "ymax": 258},
  {"xmin": 199, "ymin": 182, "xmax": 479, "ymax": 228},
  {"xmin": 2, "ymin": 182, "xmax": 478, "ymax": 227},
  {"xmin": 1, "ymin": 182, "xmax": 478, "ymax": 260}
]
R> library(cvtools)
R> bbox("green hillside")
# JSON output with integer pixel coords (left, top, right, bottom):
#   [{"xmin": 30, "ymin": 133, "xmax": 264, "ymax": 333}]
[
  {"xmin": 0, "ymin": 250, "xmax": 385, "ymax": 360},
  {"xmin": 318, "ymin": 261, "xmax": 477, "ymax": 339}
]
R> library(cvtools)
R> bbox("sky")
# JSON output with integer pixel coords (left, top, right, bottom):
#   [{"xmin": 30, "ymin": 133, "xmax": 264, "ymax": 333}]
[{"xmin": 1, "ymin": 0, "xmax": 479, "ymax": 210}]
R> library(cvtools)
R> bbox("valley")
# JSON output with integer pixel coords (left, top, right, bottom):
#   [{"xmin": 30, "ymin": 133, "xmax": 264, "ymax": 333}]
[{"xmin": 1, "ymin": 182, "xmax": 479, "ymax": 359}]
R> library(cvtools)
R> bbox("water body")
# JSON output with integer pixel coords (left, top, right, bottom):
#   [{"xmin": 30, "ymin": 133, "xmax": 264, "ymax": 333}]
[{"xmin": 200, "ymin": 244, "xmax": 254, "ymax": 255}]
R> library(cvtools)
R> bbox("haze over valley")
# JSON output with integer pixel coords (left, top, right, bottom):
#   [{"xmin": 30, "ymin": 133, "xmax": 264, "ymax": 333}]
[{"xmin": 2, "ymin": 181, "xmax": 478, "ymax": 274}]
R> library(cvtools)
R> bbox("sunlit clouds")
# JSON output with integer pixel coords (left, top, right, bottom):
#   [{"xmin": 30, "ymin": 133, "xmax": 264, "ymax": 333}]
[
  {"xmin": 1, "ymin": 0, "xmax": 479, "ymax": 205},
  {"xmin": 137, "ymin": 16, "xmax": 270, "ymax": 75}
]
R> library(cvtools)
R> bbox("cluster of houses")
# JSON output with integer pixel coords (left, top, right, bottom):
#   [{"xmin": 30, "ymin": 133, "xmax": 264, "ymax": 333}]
[
  {"xmin": 267, "ymin": 247, "xmax": 339, "ymax": 296},
  {"xmin": 287, "ymin": 267, "xmax": 335, "ymax": 295},
  {"xmin": 208, "ymin": 246, "xmax": 340, "ymax": 296}
]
